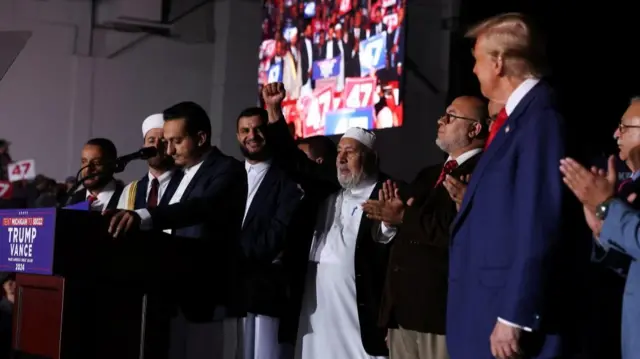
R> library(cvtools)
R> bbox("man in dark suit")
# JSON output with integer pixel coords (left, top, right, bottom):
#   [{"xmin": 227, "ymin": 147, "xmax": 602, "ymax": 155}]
[
  {"xmin": 117, "ymin": 113, "xmax": 183, "ymax": 210},
  {"xmin": 107, "ymin": 101, "xmax": 247, "ymax": 359},
  {"xmin": 235, "ymin": 106, "xmax": 302, "ymax": 359},
  {"xmin": 262, "ymin": 82, "xmax": 393, "ymax": 359},
  {"xmin": 362, "ymin": 96, "xmax": 487, "ymax": 359},
  {"xmin": 67, "ymin": 138, "xmax": 123, "ymax": 211},
  {"xmin": 448, "ymin": 13, "xmax": 570, "ymax": 359}
]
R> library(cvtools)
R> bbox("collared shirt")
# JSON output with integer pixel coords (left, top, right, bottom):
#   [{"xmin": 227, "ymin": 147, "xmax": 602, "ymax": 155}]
[
  {"xmin": 446, "ymin": 148, "xmax": 483, "ymax": 165},
  {"xmin": 168, "ymin": 159, "xmax": 206, "ymax": 206},
  {"xmin": 243, "ymin": 160, "xmax": 272, "ymax": 225},
  {"xmin": 86, "ymin": 180, "xmax": 117, "ymax": 212},
  {"xmin": 505, "ymin": 78, "xmax": 540, "ymax": 116},
  {"xmin": 146, "ymin": 170, "xmax": 173, "ymax": 203},
  {"xmin": 137, "ymin": 150, "xmax": 210, "ymax": 229}
]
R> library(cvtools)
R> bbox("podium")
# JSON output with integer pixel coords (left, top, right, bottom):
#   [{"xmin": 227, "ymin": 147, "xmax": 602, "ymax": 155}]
[{"xmin": 0, "ymin": 208, "xmax": 192, "ymax": 359}]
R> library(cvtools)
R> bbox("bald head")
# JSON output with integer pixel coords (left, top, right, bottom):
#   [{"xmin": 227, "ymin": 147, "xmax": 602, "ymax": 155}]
[
  {"xmin": 615, "ymin": 98, "xmax": 640, "ymax": 168},
  {"xmin": 436, "ymin": 96, "xmax": 488, "ymax": 157},
  {"xmin": 454, "ymin": 96, "xmax": 489, "ymax": 122}
]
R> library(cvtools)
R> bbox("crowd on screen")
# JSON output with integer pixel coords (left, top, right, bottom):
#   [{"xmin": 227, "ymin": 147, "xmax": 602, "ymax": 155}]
[
  {"xmin": 5, "ymin": 10, "xmax": 640, "ymax": 359},
  {"xmin": 258, "ymin": 0, "xmax": 404, "ymax": 137}
]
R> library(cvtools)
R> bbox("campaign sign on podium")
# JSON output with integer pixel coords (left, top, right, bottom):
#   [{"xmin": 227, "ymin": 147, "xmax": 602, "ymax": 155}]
[{"xmin": 0, "ymin": 208, "xmax": 55, "ymax": 274}]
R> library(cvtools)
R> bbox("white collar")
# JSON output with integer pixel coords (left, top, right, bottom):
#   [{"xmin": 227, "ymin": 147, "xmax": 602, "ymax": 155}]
[
  {"xmin": 447, "ymin": 148, "xmax": 482, "ymax": 165},
  {"xmin": 245, "ymin": 159, "xmax": 272, "ymax": 173},
  {"xmin": 505, "ymin": 78, "xmax": 540, "ymax": 116},
  {"xmin": 86, "ymin": 179, "xmax": 116, "ymax": 199},
  {"xmin": 147, "ymin": 170, "xmax": 172, "ymax": 184}
]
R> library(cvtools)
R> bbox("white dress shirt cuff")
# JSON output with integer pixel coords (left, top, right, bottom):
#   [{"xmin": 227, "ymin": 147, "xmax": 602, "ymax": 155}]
[
  {"xmin": 135, "ymin": 209, "xmax": 153, "ymax": 230},
  {"xmin": 376, "ymin": 223, "xmax": 397, "ymax": 244},
  {"xmin": 497, "ymin": 317, "xmax": 532, "ymax": 332}
]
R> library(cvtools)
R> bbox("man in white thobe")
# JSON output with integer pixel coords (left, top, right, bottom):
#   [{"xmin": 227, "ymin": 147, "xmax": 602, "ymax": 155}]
[{"xmin": 262, "ymin": 82, "xmax": 394, "ymax": 359}]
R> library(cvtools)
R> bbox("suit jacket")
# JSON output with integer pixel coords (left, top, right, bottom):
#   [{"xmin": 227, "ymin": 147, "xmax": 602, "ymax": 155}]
[
  {"xmin": 266, "ymin": 119, "xmax": 391, "ymax": 356},
  {"xmin": 448, "ymin": 82, "xmax": 570, "ymax": 359},
  {"xmin": 240, "ymin": 164, "xmax": 302, "ymax": 317},
  {"xmin": 379, "ymin": 153, "xmax": 481, "ymax": 335},
  {"xmin": 599, "ymin": 198, "xmax": 640, "ymax": 359},
  {"xmin": 132, "ymin": 171, "xmax": 183, "ymax": 209},
  {"xmin": 68, "ymin": 180, "xmax": 124, "ymax": 210},
  {"xmin": 147, "ymin": 147, "xmax": 247, "ymax": 321}
]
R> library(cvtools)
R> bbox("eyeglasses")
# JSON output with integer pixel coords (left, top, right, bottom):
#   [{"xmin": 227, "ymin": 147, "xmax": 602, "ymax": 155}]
[
  {"xmin": 440, "ymin": 113, "xmax": 479, "ymax": 125},
  {"xmin": 618, "ymin": 123, "xmax": 640, "ymax": 133}
]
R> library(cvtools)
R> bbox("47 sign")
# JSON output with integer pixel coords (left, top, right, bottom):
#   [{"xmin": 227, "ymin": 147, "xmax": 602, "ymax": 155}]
[
  {"xmin": 8, "ymin": 159, "xmax": 36, "ymax": 182},
  {"xmin": 343, "ymin": 78, "xmax": 376, "ymax": 110},
  {"xmin": 358, "ymin": 34, "xmax": 387, "ymax": 76},
  {"xmin": 0, "ymin": 181, "xmax": 12, "ymax": 199}
]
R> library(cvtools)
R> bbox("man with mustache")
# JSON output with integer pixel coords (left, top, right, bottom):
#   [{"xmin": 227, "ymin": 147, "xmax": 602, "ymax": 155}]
[
  {"xmin": 67, "ymin": 138, "xmax": 123, "ymax": 211},
  {"xmin": 235, "ymin": 106, "xmax": 302, "ymax": 359},
  {"xmin": 262, "ymin": 82, "xmax": 394, "ymax": 359},
  {"xmin": 117, "ymin": 114, "xmax": 183, "ymax": 211}
]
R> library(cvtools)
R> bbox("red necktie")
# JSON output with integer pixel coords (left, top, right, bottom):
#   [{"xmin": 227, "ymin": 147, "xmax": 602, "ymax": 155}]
[
  {"xmin": 87, "ymin": 195, "xmax": 97, "ymax": 206},
  {"xmin": 485, "ymin": 108, "xmax": 508, "ymax": 149},
  {"xmin": 435, "ymin": 160, "xmax": 459, "ymax": 188},
  {"xmin": 147, "ymin": 178, "xmax": 159, "ymax": 209}
]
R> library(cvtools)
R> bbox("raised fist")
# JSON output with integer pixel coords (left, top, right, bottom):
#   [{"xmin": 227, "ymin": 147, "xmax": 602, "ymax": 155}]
[{"xmin": 262, "ymin": 82, "xmax": 286, "ymax": 107}]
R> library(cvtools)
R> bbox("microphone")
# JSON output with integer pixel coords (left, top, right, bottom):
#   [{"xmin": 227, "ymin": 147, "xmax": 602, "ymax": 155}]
[{"xmin": 114, "ymin": 147, "xmax": 158, "ymax": 173}]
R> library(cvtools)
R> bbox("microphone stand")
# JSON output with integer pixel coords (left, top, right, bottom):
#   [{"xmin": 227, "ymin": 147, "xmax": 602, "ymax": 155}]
[{"xmin": 61, "ymin": 158, "xmax": 134, "ymax": 207}]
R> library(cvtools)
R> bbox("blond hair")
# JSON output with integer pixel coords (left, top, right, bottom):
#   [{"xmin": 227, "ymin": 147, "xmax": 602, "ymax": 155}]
[{"xmin": 466, "ymin": 13, "xmax": 546, "ymax": 78}]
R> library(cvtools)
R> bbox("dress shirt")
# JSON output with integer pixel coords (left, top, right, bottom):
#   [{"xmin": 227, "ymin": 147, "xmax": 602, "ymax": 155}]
[
  {"xmin": 243, "ymin": 160, "xmax": 271, "ymax": 225},
  {"xmin": 446, "ymin": 148, "xmax": 482, "ymax": 165},
  {"xmin": 136, "ymin": 152, "xmax": 208, "ymax": 230},
  {"xmin": 86, "ymin": 180, "xmax": 117, "ymax": 212},
  {"xmin": 497, "ymin": 77, "xmax": 540, "ymax": 332},
  {"xmin": 146, "ymin": 170, "xmax": 173, "ymax": 203}
]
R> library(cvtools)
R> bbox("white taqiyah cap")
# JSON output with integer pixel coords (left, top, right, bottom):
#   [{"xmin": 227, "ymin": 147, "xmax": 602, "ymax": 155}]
[
  {"xmin": 342, "ymin": 127, "xmax": 376, "ymax": 149},
  {"xmin": 142, "ymin": 114, "xmax": 164, "ymax": 138}
]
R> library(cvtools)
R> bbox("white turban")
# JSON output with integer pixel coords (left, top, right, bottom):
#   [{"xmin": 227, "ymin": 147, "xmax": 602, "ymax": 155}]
[
  {"xmin": 142, "ymin": 114, "xmax": 164, "ymax": 138},
  {"xmin": 342, "ymin": 127, "xmax": 376, "ymax": 149}
]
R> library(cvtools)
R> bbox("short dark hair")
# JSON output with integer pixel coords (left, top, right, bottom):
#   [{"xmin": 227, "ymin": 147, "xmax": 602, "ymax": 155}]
[
  {"xmin": 163, "ymin": 101, "xmax": 212, "ymax": 143},
  {"xmin": 236, "ymin": 107, "xmax": 268, "ymax": 130},
  {"xmin": 296, "ymin": 136, "xmax": 337, "ymax": 162},
  {"xmin": 85, "ymin": 138, "xmax": 117, "ymax": 161}
]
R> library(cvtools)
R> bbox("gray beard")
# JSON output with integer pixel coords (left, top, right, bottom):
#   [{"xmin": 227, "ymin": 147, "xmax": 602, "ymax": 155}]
[
  {"xmin": 435, "ymin": 137, "xmax": 469, "ymax": 154},
  {"xmin": 337, "ymin": 170, "xmax": 365, "ymax": 189}
]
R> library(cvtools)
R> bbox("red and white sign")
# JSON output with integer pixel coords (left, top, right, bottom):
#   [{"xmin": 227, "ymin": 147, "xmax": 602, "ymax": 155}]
[
  {"xmin": 8, "ymin": 159, "xmax": 36, "ymax": 182},
  {"xmin": 343, "ymin": 77, "xmax": 376, "ymax": 109},
  {"xmin": 0, "ymin": 181, "xmax": 12, "ymax": 199}
]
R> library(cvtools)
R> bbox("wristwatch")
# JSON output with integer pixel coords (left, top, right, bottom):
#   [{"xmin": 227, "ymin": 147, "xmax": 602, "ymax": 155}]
[{"xmin": 595, "ymin": 198, "xmax": 614, "ymax": 220}]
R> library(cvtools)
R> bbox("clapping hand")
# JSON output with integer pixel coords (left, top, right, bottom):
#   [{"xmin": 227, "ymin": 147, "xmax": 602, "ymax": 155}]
[
  {"xmin": 559, "ymin": 155, "xmax": 616, "ymax": 210},
  {"xmin": 361, "ymin": 180, "xmax": 413, "ymax": 226},
  {"xmin": 443, "ymin": 174, "xmax": 470, "ymax": 210}
]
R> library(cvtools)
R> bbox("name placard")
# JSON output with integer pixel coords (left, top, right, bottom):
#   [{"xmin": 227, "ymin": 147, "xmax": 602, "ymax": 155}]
[{"xmin": 0, "ymin": 208, "xmax": 56, "ymax": 275}]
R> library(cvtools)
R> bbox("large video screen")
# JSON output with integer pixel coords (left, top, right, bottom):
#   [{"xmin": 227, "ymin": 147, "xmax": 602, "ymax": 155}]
[{"xmin": 258, "ymin": 0, "xmax": 406, "ymax": 138}]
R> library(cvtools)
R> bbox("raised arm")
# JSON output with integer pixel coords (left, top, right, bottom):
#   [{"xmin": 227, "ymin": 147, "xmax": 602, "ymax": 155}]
[{"xmin": 262, "ymin": 82, "xmax": 339, "ymax": 195}]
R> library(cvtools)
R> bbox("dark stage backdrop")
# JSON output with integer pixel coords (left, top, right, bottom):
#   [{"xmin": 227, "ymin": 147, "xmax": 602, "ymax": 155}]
[{"xmin": 448, "ymin": 0, "xmax": 640, "ymax": 162}]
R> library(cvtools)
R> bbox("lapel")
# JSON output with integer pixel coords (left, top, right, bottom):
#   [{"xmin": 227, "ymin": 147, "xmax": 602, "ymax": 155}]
[
  {"xmin": 106, "ymin": 181, "xmax": 124, "ymax": 210},
  {"xmin": 242, "ymin": 165, "xmax": 279, "ymax": 228},
  {"xmin": 160, "ymin": 170, "xmax": 184, "ymax": 206},
  {"xmin": 134, "ymin": 175, "xmax": 149, "ymax": 209},
  {"xmin": 70, "ymin": 188, "xmax": 87, "ymax": 205},
  {"xmin": 451, "ymin": 83, "xmax": 543, "ymax": 233},
  {"xmin": 182, "ymin": 147, "xmax": 220, "ymax": 200},
  {"xmin": 355, "ymin": 174, "xmax": 387, "ymax": 244}
]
